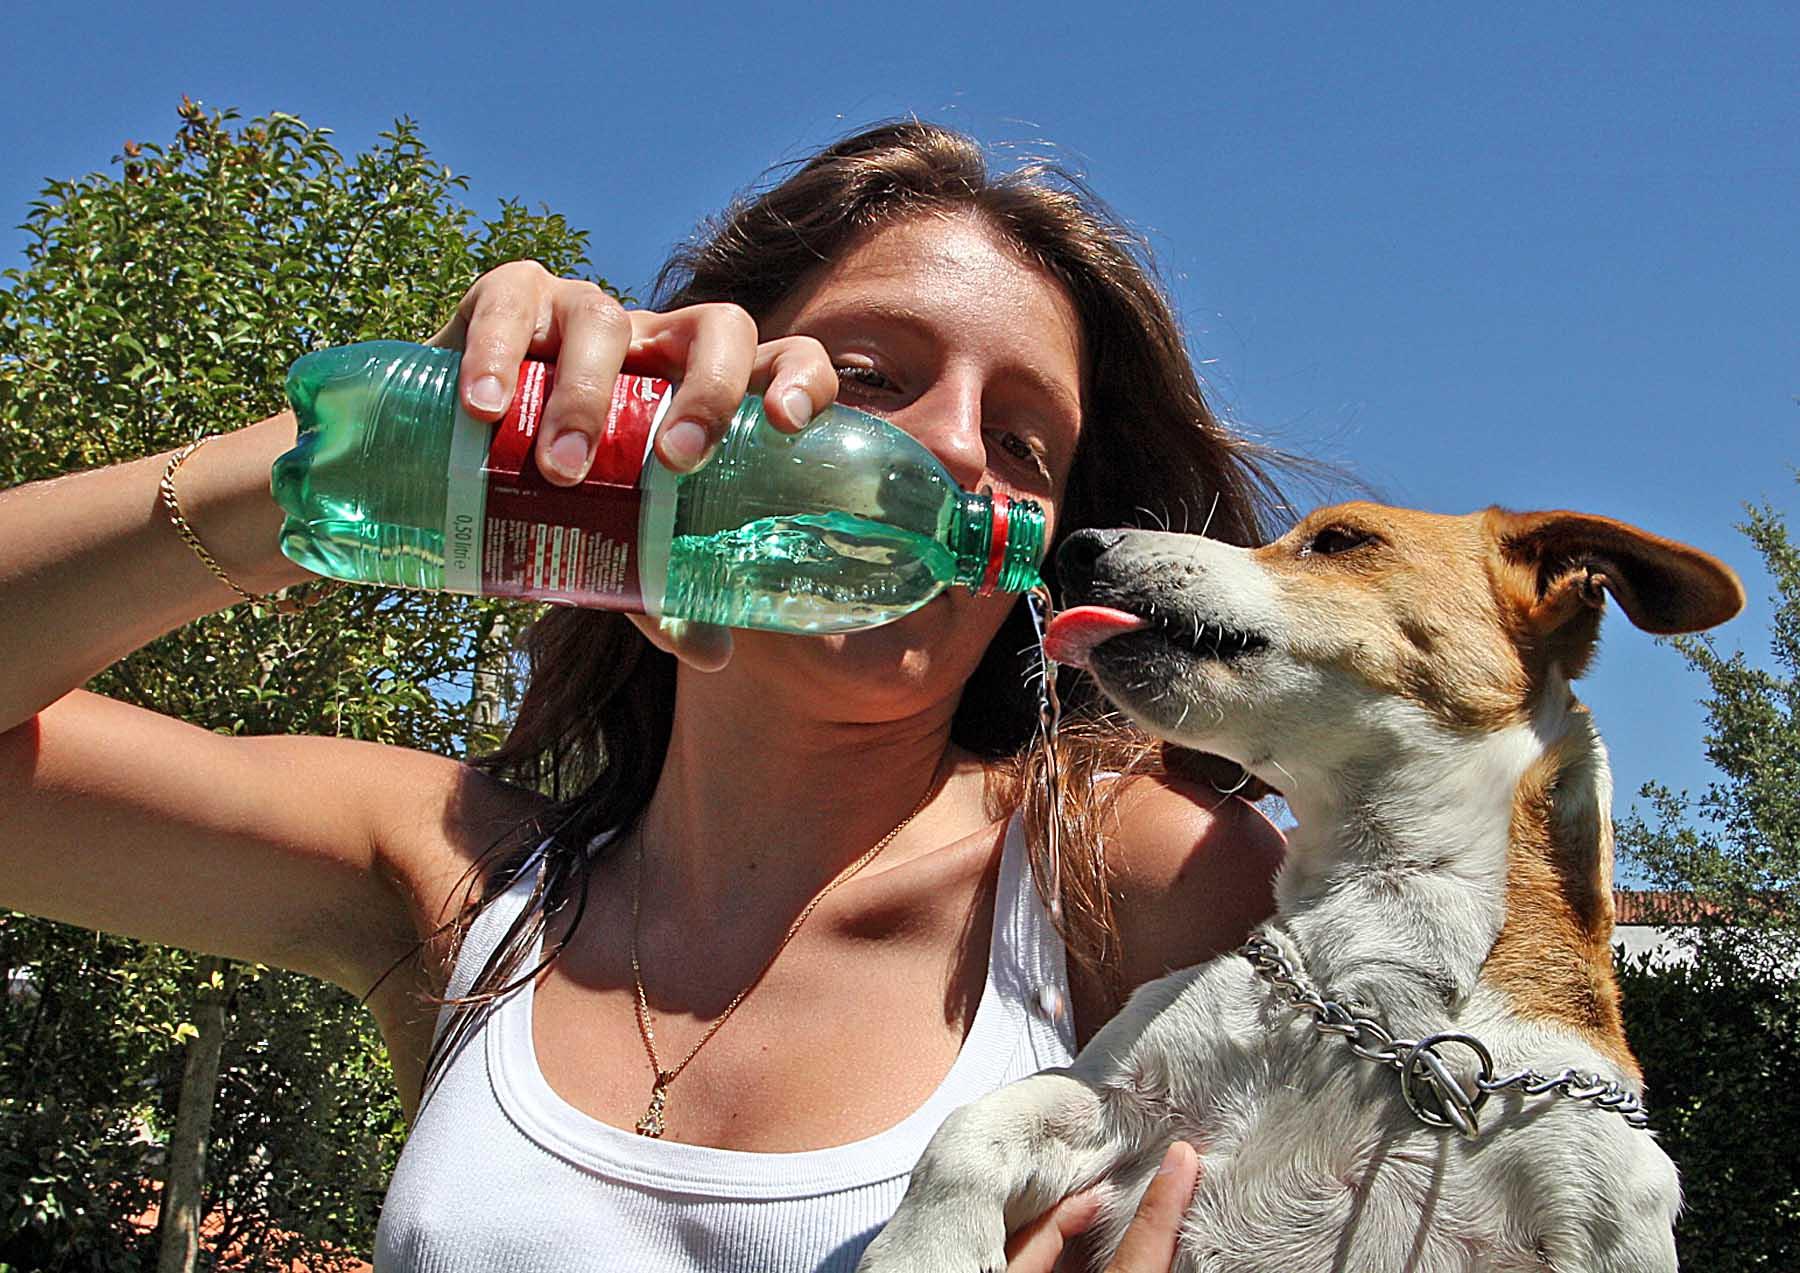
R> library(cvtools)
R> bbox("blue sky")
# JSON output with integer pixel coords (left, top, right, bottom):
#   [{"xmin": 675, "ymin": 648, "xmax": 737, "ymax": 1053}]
[{"xmin": 5, "ymin": 2, "xmax": 1794, "ymax": 877}]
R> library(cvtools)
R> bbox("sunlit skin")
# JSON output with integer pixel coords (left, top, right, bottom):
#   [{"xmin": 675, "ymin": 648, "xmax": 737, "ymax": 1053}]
[{"xmin": 689, "ymin": 210, "xmax": 1087, "ymax": 728}]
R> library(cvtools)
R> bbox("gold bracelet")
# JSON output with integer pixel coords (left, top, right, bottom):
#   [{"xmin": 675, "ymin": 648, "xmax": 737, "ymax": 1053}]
[{"xmin": 160, "ymin": 436, "xmax": 341, "ymax": 615}]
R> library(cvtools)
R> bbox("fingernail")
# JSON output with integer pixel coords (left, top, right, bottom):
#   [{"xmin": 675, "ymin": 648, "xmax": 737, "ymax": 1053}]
[
  {"xmin": 1156, "ymin": 1145, "xmax": 1188, "ymax": 1175},
  {"xmin": 468, "ymin": 375, "xmax": 507, "ymax": 415},
  {"xmin": 779, "ymin": 387, "xmax": 814, "ymax": 429},
  {"xmin": 659, "ymin": 420, "xmax": 713, "ymax": 471},
  {"xmin": 545, "ymin": 430, "xmax": 591, "ymax": 481}
]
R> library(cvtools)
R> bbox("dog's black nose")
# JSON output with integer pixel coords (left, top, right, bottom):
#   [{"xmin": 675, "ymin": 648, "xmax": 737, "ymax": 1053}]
[{"xmin": 1055, "ymin": 529, "xmax": 1126, "ymax": 600}]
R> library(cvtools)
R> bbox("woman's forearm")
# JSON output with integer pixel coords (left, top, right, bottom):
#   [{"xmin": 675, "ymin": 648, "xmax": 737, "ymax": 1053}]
[{"xmin": 0, "ymin": 412, "xmax": 313, "ymax": 731}]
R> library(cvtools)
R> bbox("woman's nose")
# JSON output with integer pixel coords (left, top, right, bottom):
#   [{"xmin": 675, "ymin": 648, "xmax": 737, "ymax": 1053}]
[{"xmin": 906, "ymin": 383, "xmax": 987, "ymax": 490}]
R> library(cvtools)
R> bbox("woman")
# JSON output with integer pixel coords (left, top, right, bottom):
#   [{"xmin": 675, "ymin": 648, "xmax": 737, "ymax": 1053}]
[{"xmin": 0, "ymin": 122, "xmax": 1287, "ymax": 1271}]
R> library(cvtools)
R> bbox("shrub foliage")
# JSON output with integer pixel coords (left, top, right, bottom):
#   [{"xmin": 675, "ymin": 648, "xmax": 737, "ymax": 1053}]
[
  {"xmin": 0, "ymin": 100, "xmax": 597, "ymax": 1269},
  {"xmin": 1617, "ymin": 470, "xmax": 1800, "ymax": 1269}
]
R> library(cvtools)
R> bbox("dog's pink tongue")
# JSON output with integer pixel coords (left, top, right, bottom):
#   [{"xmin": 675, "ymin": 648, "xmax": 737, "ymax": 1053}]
[{"xmin": 1043, "ymin": 606, "xmax": 1147, "ymax": 669}]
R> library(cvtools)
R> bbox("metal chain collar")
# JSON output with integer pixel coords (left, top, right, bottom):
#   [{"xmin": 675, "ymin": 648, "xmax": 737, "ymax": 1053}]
[{"xmin": 1240, "ymin": 932, "xmax": 1651, "ymax": 1138}]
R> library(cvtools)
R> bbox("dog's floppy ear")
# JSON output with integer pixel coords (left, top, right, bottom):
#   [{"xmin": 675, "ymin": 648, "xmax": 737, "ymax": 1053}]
[{"xmin": 1492, "ymin": 509, "xmax": 1745, "ymax": 640}]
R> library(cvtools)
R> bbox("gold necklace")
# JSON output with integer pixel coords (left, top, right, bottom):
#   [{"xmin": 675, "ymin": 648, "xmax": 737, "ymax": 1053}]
[{"xmin": 628, "ymin": 777, "xmax": 940, "ymax": 1138}]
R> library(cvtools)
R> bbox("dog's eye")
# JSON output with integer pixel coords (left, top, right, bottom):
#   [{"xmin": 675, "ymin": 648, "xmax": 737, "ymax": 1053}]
[{"xmin": 1303, "ymin": 525, "xmax": 1377, "ymax": 557}]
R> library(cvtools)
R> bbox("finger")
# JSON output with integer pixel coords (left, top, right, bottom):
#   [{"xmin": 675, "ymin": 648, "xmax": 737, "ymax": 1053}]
[
  {"xmin": 748, "ymin": 334, "xmax": 839, "ymax": 434},
  {"xmin": 1103, "ymin": 1143, "xmax": 1200, "ymax": 1272},
  {"xmin": 532, "ymin": 281, "xmax": 632, "ymax": 484},
  {"xmin": 627, "ymin": 303, "xmax": 759, "ymax": 472},
  {"xmin": 1005, "ymin": 1192, "xmax": 1102, "ymax": 1273},
  {"xmin": 425, "ymin": 311, "xmax": 466, "ymax": 351},
  {"xmin": 442, "ymin": 261, "xmax": 554, "ymax": 422},
  {"xmin": 626, "ymin": 612, "xmax": 734, "ymax": 673}
]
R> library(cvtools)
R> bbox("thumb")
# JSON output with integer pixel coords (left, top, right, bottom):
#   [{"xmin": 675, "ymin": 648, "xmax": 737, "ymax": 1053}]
[{"xmin": 1103, "ymin": 1142, "xmax": 1200, "ymax": 1272}]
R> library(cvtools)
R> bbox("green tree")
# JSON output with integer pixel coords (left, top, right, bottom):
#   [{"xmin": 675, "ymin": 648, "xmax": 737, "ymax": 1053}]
[
  {"xmin": 1617, "ymin": 475, "xmax": 1800, "ymax": 1269},
  {"xmin": 0, "ymin": 99, "xmax": 598, "ymax": 1269},
  {"xmin": 1624, "ymin": 489, "xmax": 1799, "ymax": 959}
]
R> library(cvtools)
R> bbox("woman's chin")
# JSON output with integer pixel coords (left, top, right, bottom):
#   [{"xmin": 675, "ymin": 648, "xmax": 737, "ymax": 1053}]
[{"xmin": 721, "ymin": 597, "xmax": 997, "ymax": 714}]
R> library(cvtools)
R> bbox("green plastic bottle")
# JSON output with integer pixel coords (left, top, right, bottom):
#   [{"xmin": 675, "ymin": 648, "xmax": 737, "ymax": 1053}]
[{"xmin": 270, "ymin": 341, "xmax": 1045, "ymax": 634}]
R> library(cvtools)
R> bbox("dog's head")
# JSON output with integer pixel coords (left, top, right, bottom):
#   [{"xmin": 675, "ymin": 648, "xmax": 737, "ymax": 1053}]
[{"xmin": 1045, "ymin": 503, "xmax": 1744, "ymax": 789}]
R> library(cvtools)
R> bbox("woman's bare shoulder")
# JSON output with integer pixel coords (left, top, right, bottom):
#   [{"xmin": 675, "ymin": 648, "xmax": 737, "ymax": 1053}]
[{"xmin": 1103, "ymin": 773, "xmax": 1286, "ymax": 990}]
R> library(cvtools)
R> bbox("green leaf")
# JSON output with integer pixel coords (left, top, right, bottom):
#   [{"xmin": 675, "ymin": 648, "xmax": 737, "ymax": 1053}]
[{"xmin": 1, "ymin": 98, "xmax": 593, "ymax": 1263}]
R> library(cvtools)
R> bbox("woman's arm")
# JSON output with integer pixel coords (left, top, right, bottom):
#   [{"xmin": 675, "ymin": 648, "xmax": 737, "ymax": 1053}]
[
  {"xmin": 0, "ymin": 691, "xmax": 538, "ymax": 990},
  {"xmin": 0, "ymin": 411, "xmax": 510, "ymax": 989},
  {"xmin": 0, "ymin": 264, "xmax": 839, "ymax": 993},
  {"xmin": 0, "ymin": 413, "xmax": 306, "ymax": 732}
]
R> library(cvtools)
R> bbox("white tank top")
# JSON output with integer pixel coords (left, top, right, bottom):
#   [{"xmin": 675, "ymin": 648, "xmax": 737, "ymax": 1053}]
[{"xmin": 374, "ymin": 810, "xmax": 1075, "ymax": 1272}]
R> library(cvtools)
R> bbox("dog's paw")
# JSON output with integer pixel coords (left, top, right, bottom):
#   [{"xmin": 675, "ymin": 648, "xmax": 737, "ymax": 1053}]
[{"xmin": 855, "ymin": 1208, "xmax": 1006, "ymax": 1273}]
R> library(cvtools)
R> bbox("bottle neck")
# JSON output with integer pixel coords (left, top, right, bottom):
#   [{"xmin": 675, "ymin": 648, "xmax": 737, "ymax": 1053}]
[{"xmin": 950, "ymin": 490, "xmax": 1046, "ymax": 596}]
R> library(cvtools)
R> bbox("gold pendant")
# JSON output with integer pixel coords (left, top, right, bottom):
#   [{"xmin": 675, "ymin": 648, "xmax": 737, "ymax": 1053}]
[{"xmin": 635, "ymin": 1075, "xmax": 670, "ymax": 1138}]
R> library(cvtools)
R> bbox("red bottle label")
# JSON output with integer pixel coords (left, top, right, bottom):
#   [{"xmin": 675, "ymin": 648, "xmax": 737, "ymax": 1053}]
[{"xmin": 472, "ymin": 362, "xmax": 672, "ymax": 609}]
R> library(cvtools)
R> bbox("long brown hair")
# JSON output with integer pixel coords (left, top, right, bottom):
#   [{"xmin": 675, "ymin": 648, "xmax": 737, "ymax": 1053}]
[{"xmin": 409, "ymin": 120, "xmax": 1292, "ymax": 1093}]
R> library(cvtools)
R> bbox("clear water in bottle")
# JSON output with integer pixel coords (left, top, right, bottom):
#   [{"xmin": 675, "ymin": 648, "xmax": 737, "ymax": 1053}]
[
  {"xmin": 273, "ymin": 342, "xmax": 461, "ymax": 591},
  {"xmin": 664, "ymin": 511, "xmax": 957, "ymax": 633}
]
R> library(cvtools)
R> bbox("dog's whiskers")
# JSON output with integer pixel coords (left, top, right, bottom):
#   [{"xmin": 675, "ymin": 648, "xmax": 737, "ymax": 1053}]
[
  {"xmin": 1133, "ymin": 504, "xmax": 1173, "ymax": 533},
  {"xmin": 1199, "ymin": 491, "xmax": 1222, "ymax": 539},
  {"xmin": 1212, "ymin": 766, "xmax": 1253, "ymax": 796}
]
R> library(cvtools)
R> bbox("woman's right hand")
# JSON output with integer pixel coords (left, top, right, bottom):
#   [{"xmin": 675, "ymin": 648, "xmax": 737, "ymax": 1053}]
[
  {"xmin": 430, "ymin": 260, "xmax": 837, "ymax": 477},
  {"xmin": 1004, "ymin": 1143, "xmax": 1202, "ymax": 1273},
  {"xmin": 429, "ymin": 260, "xmax": 839, "ymax": 669}
]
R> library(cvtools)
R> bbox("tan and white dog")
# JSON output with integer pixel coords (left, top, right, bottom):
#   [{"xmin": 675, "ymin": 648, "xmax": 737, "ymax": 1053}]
[{"xmin": 857, "ymin": 504, "xmax": 1744, "ymax": 1273}]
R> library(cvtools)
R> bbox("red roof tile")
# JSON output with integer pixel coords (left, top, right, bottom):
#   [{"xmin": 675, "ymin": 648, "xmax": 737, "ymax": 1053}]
[{"xmin": 1613, "ymin": 889, "xmax": 1729, "ymax": 926}]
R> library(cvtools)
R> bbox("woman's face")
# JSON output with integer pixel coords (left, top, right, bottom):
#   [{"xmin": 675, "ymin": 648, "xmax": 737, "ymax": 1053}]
[{"xmin": 729, "ymin": 210, "xmax": 1088, "ymax": 719}]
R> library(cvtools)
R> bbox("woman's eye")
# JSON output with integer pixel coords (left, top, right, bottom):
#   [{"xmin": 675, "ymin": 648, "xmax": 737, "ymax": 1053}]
[
  {"xmin": 834, "ymin": 364, "xmax": 897, "ymax": 393},
  {"xmin": 996, "ymin": 432, "xmax": 1034, "ymax": 463},
  {"xmin": 995, "ymin": 431, "xmax": 1049, "ymax": 475}
]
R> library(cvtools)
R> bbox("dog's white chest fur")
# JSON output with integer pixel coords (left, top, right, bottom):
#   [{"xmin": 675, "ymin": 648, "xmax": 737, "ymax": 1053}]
[
  {"xmin": 857, "ymin": 914, "xmax": 1677, "ymax": 1273},
  {"xmin": 1069, "ymin": 950, "xmax": 1677, "ymax": 1272}
]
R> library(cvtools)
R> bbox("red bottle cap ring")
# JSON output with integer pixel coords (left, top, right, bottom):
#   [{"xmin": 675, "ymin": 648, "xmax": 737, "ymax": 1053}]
[{"xmin": 978, "ymin": 493, "xmax": 1012, "ymax": 597}]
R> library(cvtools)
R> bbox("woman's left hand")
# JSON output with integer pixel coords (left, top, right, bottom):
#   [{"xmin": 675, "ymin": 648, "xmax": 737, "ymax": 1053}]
[{"xmin": 1004, "ymin": 1142, "xmax": 1201, "ymax": 1273}]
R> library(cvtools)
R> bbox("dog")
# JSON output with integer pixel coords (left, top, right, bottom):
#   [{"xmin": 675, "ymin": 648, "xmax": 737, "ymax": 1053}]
[{"xmin": 857, "ymin": 503, "xmax": 1744, "ymax": 1273}]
